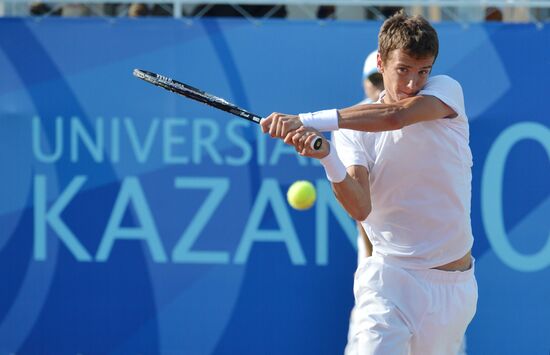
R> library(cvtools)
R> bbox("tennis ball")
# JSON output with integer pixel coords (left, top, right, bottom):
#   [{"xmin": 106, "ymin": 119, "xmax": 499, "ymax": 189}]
[{"xmin": 287, "ymin": 180, "xmax": 316, "ymax": 210}]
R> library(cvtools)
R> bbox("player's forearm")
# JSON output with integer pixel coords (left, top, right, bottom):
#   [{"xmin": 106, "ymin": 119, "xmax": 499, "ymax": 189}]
[
  {"xmin": 338, "ymin": 95, "xmax": 456, "ymax": 132},
  {"xmin": 297, "ymin": 102, "xmax": 407, "ymax": 133},
  {"xmin": 337, "ymin": 103, "xmax": 405, "ymax": 132},
  {"xmin": 331, "ymin": 176, "xmax": 372, "ymax": 221},
  {"xmin": 298, "ymin": 96, "xmax": 453, "ymax": 134}
]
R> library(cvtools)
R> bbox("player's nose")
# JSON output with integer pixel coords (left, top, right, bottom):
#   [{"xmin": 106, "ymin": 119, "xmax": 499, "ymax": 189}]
[{"xmin": 405, "ymin": 76, "xmax": 420, "ymax": 94}]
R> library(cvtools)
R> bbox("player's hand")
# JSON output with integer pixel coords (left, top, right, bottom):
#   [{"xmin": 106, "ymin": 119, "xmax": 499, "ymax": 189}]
[
  {"xmin": 284, "ymin": 126, "xmax": 329, "ymax": 159},
  {"xmin": 261, "ymin": 112, "xmax": 303, "ymax": 139}
]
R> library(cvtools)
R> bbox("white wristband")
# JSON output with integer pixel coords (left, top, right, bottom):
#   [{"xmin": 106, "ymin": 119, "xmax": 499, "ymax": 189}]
[
  {"xmin": 320, "ymin": 143, "xmax": 347, "ymax": 183},
  {"xmin": 299, "ymin": 109, "xmax": 339, "ymax": 132}
]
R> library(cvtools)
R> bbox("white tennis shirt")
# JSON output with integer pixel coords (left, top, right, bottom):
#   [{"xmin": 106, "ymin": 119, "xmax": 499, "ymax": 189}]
[{"xmin": 333, "ymin": 75, "xmax": 473, "ymax": 269}]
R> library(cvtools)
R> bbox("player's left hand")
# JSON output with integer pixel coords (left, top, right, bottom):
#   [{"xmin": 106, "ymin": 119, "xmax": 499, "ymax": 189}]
[
  {"xmin": 285, "ymin": 126, "xmax": 329, "ymax": 159},
  {"xmin": 261, "ymin": 112, "xmax": 303, "ymax": 139}
]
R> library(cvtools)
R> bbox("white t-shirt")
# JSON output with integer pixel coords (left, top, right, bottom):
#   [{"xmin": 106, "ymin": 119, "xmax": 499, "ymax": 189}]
[{"xmin": 332, "ymin": 75, "xmax": 473, "ymax": 269}]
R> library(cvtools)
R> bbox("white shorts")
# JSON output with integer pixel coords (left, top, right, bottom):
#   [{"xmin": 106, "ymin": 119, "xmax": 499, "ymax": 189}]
[{"xmin": 347, "ymin": 255, "xmax": 477, "ymax": 355}]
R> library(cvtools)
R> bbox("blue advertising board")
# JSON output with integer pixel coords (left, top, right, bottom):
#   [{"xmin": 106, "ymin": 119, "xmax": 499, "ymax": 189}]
[{"xmin": 0, "ymin": 18, "xmax": 548, "ymax": 354}]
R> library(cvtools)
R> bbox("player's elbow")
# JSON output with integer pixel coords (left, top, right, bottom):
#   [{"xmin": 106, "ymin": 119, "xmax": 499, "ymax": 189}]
[
  {"xmin": 350, "ymin": 203, "xmax": 371, "ymax": 222},
  {"xmin": 384, "ymin": 107, "xmax": 406, "ymax": 130},
  {"xmin": 334, "ymin": 187, "xmax": 371, "ymax": 221}
]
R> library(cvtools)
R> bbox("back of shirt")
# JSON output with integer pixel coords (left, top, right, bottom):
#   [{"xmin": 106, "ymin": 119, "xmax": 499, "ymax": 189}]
[{"xmin": 333, "ymin": 75, "xmax": 473, "ymax": 269}]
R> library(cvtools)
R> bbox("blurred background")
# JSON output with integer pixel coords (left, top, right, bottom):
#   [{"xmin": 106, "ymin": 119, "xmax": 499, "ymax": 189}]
[{"xmin": 0, "ymin": 0, "xmax": 549, "ymax": 354}]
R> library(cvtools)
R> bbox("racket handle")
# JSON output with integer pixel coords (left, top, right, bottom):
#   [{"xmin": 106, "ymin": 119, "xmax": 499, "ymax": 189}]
[{"xmin": 310, "ymin": 137, "xmax": 323, "ymax": 151}]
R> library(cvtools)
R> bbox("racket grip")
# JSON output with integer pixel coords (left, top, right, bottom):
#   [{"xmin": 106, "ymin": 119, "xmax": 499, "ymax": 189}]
[{"xmin": 310, "ymin": 137, "xmax": 323, "ymax": 151}]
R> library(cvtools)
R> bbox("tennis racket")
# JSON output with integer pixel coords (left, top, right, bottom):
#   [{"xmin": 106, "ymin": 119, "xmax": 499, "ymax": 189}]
[{"xmin": 133, "ymin": 69, "xmax": 323, "ymax": 151}]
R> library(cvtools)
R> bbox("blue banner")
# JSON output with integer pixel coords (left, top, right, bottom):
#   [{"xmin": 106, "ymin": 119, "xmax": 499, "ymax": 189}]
[{"xmin": 0, "ymin": 18, "xmax": 548, "ymax": 355}]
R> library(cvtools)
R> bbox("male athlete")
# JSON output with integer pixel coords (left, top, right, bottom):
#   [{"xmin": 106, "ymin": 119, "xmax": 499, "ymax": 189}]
[{"xmin": 261, "ymin": 11, "xmax": 477, "ymax": 354}]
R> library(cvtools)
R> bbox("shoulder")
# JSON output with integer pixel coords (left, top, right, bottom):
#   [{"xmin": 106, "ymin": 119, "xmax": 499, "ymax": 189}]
[
  {"xmin": 332, "ymin": 129, "xmax": 376, "ymax": 170},
  {"xmin": 419, "ymin": 75, "xmax": 466, "ymax": 119},
  {"xmin": 422, "ymin": 75, "xmax": 464, "ymax": 95}
]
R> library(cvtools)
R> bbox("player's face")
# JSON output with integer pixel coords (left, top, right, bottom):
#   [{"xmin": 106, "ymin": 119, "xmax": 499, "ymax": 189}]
[{"xmin": 378, "ymin": 49, "xmax": 434, "ymax": 103}]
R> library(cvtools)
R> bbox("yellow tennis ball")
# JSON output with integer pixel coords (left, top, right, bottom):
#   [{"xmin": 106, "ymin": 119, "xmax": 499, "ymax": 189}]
[{"xmin": 287, "ymin": 180, "xmax": 316, "ymax": 210}]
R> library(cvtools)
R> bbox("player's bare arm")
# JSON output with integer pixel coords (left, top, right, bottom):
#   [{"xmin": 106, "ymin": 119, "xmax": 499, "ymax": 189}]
[
  {"xmin": 261, "ymin": 94, "xmax": 455, "ymax": 140},
  {"xmin": 339, "ymin": 165, "xmax": 372, "ymax": 223},
  {"xmin": 331, "ymin": 171, "xmax": 371, "ymax": 221},
  {"xmin": 337, "ymin": 95, "xmax": 456, "ymax": 132}
]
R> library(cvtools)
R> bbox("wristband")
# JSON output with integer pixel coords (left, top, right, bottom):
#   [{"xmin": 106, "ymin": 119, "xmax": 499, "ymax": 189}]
[
  {"xmin": 299, "ymin": 109, "xmax": 339, "ymax": 132},
  {"xmin": 320, "ymin": 143, "xmax": 347, "ymax": 183}
]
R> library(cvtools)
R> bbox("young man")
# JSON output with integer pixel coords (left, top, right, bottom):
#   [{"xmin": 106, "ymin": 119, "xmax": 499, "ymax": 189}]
[{"xmin": 261, "ymin": 11, "xmax": 477, "ymax": 354}]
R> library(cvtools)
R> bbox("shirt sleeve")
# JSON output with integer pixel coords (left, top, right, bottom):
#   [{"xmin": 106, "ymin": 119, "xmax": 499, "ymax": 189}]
[
  {"xmin": 418, "ymin": 75, "xmax": 466, "ymax": 119},
  {"xmin": 331, "ymin": 129, "xmax": 374, "ymax": 172}
]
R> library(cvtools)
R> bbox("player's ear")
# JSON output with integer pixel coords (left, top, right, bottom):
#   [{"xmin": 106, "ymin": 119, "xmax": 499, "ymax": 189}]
[{"xmin": 377, "ymin": 52, "xmax": 384, "ymax": 73}]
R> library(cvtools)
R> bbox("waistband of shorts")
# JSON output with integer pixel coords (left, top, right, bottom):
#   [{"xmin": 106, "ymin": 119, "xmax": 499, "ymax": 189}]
[
  {"xmin": 359, "ymin": 255, "xmax": 476, "ymax": 284},
  {"xmin": 407, "ymin": 257, "xmax": 476, "ymax": 284}
]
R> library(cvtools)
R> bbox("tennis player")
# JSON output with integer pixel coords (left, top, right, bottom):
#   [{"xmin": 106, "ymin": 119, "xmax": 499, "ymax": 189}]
[{"xmin": 261, "ymin": 11, "xmax": 477, "ymax": 354}]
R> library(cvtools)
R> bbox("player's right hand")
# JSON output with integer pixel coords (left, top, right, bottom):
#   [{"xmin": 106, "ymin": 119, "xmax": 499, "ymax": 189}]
[
  {"xmin": 284, "ymin": 126, "xmax": 329, "ymax": 159},
  {"xmin": 261, "ymin": 112, "xmax": 303, "ymax": 139}
]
